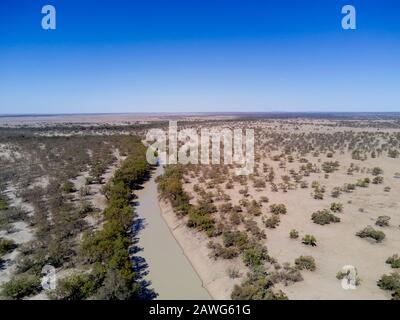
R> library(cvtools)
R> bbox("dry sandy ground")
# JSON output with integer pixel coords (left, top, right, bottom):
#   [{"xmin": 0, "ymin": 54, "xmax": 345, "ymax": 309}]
[
  {"xmin": 264, "ymin": 154, "xmax": 400, "ymax": 300},
  {"xmin": 71, "ymin": 149, "xmax": 126, "ymax": 229},
  {"xmin": 0, "ymin": 186, "xmax": 34, "ymax": 285}
]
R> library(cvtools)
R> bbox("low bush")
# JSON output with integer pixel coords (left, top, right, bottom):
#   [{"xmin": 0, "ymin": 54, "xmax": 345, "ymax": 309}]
[
  {"xmin": 330, "ymin": 202, "xmax": 343, "ymax": 213},
  {"xmin": 289, "ymin": 229, "xmax": 299, "ymax": 239},
  {"xmin": 61, "ymin": 181, "xmax": 75, "ymax": 193},
  {"xmin": 187, "ymin": 208, "xmax": 215, "ymax": 237},
  {"xmin": 51, "ymin": 273, "xmax": 99, "ymax": 300},
  {"xmin": 302, "ymin": 234, "xmax": 317, "ymax": 246},
  {"xmin": 269, "ymin": 204, "xmax": 287, "ymax": 215},
  {"xmin": 247, "ymin": 200, "xmax": 262, "ymax": 216},
  {"xmin": 0, "ymin": 238, "xmax": 17, "ymax": 256},
  {"xmin": 311, "ymin": 209, "xmax": 340, "ymax": 225},
  {"xmin": 0, "ymin": 196, "xmax": 8, "ymax": 210},
  {"xmin": 244, "ymin": 219, "xmax": 266, "ymax": 240},
  {"xmin": 377, "ymin": 272, "xmax": 400, "ymax": 291},
  {"xmin": 356, "ymin": 226, "xmax": 385, "ymax": 242},
  {"xmin": 386, "ymin": 255, "xmax": 400, "ymax": 269},
  {"xmin": 231, "ymin": 269, "xmax": 288, "ymax": 300},
  {"xmin": 222, "ymin": 231, "xmax": 248, "ymax": 249},
  {"xmin": 229, "ymin": 212, "xmax": 242, "ymax": 225},
  {"xmin": 208, "ymin": 242, "xmax": 238, "ymax": 260},
  {"xmin": 295, "ymin": 256, "xmax": 316, "ymax": 271},
  {"xmin": 376, "ymin": 215, "xmax": 390, "ymax": 227},
  {"xmin": 263, "ymin": 215, "xmax": 280, "ymax": 229},
  {"xmin": 372, "ymin": 176, "xmax": 384, "ymax": 184},
  {"xmin": 242, "ymin": 243, "xmax": 268, "ymax": 267}
]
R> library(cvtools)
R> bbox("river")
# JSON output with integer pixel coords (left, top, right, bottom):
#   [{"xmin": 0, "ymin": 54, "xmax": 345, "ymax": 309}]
[{"xmin": 134, "ymin": 165, "xmax": 211, "ymax": 300}]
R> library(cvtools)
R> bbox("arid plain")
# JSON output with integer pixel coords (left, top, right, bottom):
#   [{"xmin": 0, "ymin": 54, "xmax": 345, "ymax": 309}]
[{"xmin": 1, "ymin": 113, "xmax": 400, "ymax": 300}]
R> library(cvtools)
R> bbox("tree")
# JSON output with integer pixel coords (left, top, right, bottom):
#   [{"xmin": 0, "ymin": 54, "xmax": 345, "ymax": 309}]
[
  {"xmin": 51, "ymin": 273, "xmax": 98, "ymax": 300},
  {"xmin": 1, "ymin": 274, "xmax": 41, "ymax": 300}
]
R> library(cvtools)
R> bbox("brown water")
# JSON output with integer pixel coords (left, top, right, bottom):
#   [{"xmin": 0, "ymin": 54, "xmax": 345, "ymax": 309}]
[{"xmin": 134, "ymin": 165, "xmax": 211, "ymax": 300}]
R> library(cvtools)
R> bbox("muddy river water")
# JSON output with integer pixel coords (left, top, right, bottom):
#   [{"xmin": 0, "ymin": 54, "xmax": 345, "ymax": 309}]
[{"xmin": 134, "ymin": 165, "xmax": 211, "ymax": 299}]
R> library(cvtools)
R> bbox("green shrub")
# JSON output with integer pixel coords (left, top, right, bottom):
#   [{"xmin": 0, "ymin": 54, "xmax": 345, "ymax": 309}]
[
  {"xmin": 372, "ymin": 176, "xmax": 384, "ymax": 184},
  {"xmin": 356, "ymin": 226, "xmax": 385, "ymax": 242},
  {"xmin": 187, "ymin": 208, "xmax": 215, "ymax": 236},
  {"xmin": 0, "ymin": 196, "xmax": 8, "ymax": 211},
  {"xmin": 242, "ymin": 243, "xmax": 268, "ymax": 267},
  {"xmin": 295, "ymin": 256, "xmax": 316, "ymax": 271},
  {"xmin": 331, "ymin": 187, "xmax": 341, "ymax": 198},
  {"xmin": 376, "ymin": 215, "xmax": 390, "ymax": 227},
  {"xmin": 372, "ymin": 167, "xmax": 383, "ymax": 176},
  {"xmin": 244, "ymin": 219, "xmax": 266, "ymax": 240},
  {"xmin": 1, "ymin": 274, "xmax": 41, "ymax": 299},
  {"xmin": 377, "ymin": 272, "xmax": 400, "ymax": 291},
  {"xmin": 302, "ymin": 234, "xmax": 317, "ymax": 246},
  {"xmin": 229, "ymin": 212, "xmax": 242, "ymax": 225},
  {"xmin": 247, "ymin": 200, "xmax": 262, "ymax": 216},
  {"xmin": 95, "ymin": 268, "xmax": 138, "ymax": 300},
  {"xmin": 386, "ymin": 255, "xmax": 400, "ymax": 269},
  {"xmin": 269, "ymin": 204, "xmax": 287, "ymax": 215},
  {"xmin": 330, "ymin": 202, "xmax": 343, "ymax": 213},
  {"xmin": 0, "ymin": 238, "xmax": 17, "ymax": 256},
  {"xmin": 311, "ymin": 209, "xmax": 340, "ymax": 225},
  {"xmin": 263, "ymin": 215, "xmax": 280, "ymax": 229},
  {"xmin": 392, "ymin": 288, "xmax": 400, "ymax": 300},
  {"xmin": 222, "ymin": 231, "xmax": 248, "ymax": 249},
  {"xmin": 231, "ymin": 283, "xmax": 287, "ymax": 300},
  {"xmin": 289, "ymin": 229, "xmax": 299, "ymax": 239},
  {"xmin": 208, "ymin": 242, "xmax": 238, "ymax": 260},
  {"xmin": 231, "ymin": 269, "xmax": 288, "ymax": 300},
  {"xmin": 78, "ymin": 200, "xmax": 94, "ymax": 215},
  {"xmin": 51, "ymin": 273, "xmax": 98, "ymax": 300},
  {"xmin": 61, "ymin": 181, "xmax": 75, "ymax": 193},
  {"xmin": 79, "ymin": 186, "xmax": 91, "ymax": 197},
  {"xmin": 321, "ymin": 161, "xmax": 340, "ymax": 173}
]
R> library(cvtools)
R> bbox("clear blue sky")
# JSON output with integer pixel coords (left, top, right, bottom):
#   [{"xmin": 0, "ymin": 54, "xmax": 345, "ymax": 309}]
[{"xmin": 1, "ymin": 0, "xmax": 399, "ymax": 114}]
